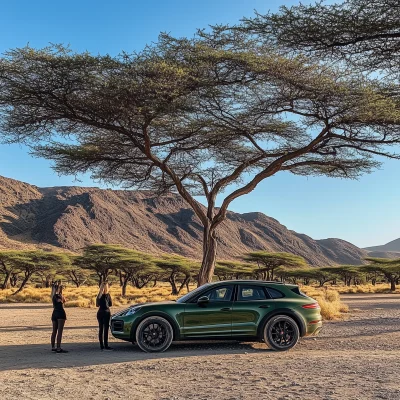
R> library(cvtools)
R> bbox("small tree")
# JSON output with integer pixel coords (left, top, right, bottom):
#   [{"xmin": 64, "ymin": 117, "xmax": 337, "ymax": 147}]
[
  {"xmin": 323, "ymin": 266, "xmax": 360, "ymax": 287},
  {"xmin": 74, "ymin": 244, "xmax": 129, "ymax": 285},
  {"xmin": 0, "ymin": 251, "xmax": 20, "ymax": 289},
  {"xmin": 365, "ymin": 257, "xmax": 400, "ymax": 291},
  {"xmin": 244, "ymin": 252, "xmax": 306, "ymax": 281},
  {"xmin": 309, "ymin": 268, "xmax": 338, "ymax": 287},
  {"xmin": 114, "ymin": 251, "xmax": 156, "ymax": 296},
  {"xmin": 63, "ymin": 265, "xmax": 90, "ymax": 287},
  {"xmin": 8, "ymin": 251, "xmax": 69, "ymax": 295},
  {"xmin": 216, "ymin": 260, "xmax": 255, "ymax": 280},
  {"xmin": 155, "ymin": 256, "xmax": 195, "ymax": 295},
  {"xmin": 359, "ymin": 264, "xmax": 383, "ymax": 286}
]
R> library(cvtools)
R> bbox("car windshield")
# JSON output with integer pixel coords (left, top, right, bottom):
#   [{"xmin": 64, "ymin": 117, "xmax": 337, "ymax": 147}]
[{"xmin": 176, "ymin": 284, "xmax": 212, "ymax": 303}]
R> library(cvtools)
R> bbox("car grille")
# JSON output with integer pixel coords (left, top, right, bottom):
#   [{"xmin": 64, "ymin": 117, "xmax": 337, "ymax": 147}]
[{"xmin": 111, "ymin": 320, "xmax": 124, "ymax": 332}]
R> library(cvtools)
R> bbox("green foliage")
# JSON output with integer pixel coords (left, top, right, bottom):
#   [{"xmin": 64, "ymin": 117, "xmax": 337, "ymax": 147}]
[
  {"xmin": 244, "ymin": 0, "xmax": 400, "ymax": 73},
  {"xmin": 244, "ymin": 252, "xmax": 306, "ymax": 280},
  {"xmin": 155, "ymin": 255, "xmax": 199, "ymax": 294},
  {"xmin": 0, "ymin": 250, "xmax": 69, "ymax": 293},
  {"xmin": 364, "ymin": 257, "xmax": 400, "ymax": 290},
  {"xmin": 215, "ymin": 260, "xmax": 255, "ymax": 280}
]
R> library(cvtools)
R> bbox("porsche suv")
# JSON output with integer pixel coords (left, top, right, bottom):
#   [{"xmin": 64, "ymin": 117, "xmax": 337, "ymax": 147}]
[{"xmin": 111, "ymin": 280, "xmax": 322, "ymax": 352}]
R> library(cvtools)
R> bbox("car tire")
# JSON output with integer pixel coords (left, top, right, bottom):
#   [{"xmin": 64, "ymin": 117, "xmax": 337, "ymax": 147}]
[
  {"xmin": 263, "ymin": 315, "xmax": 300, "ymax": 351},
  {"xmin": 135, "ymin": 316, "xmax": 173, "ymax": 353}
]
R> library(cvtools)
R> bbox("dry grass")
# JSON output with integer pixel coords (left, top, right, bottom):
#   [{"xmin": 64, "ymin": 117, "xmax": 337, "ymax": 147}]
[
  {"xmin": 331, "ymin": 283, "xmax": 400, "ymax": 294},
  {"xmin": 301, "ymin": 286, "xmax": 349, "ymax": 320},
  {"xmin": 0, "ymin": 283, "xmax": 349, "ymax": 321},
  {"xmin": 0, "ymin": 284, "xmax": 196, "ymax": 307}
]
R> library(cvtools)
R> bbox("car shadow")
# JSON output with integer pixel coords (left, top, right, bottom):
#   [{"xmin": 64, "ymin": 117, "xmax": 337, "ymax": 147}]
[{"xmin": 0, "ymin": 340, "xmax": 271, "ymax": 371}]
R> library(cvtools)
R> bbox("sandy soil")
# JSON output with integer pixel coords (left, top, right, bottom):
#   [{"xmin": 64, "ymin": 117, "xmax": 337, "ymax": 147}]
[{"xmin": 0, "ymin": 294, "xmax": 399, "ymax": 400}]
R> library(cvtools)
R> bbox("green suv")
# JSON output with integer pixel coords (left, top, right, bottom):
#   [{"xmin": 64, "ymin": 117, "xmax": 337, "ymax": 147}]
[{"xmin": 111, "ymin": 280, "xmax": 322, "ymax": 352}]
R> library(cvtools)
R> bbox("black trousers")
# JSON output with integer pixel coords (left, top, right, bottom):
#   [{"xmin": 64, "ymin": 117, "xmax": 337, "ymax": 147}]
[{"xmin": 97, "ymin": 310, "xmax": 111, "ymax": 349}]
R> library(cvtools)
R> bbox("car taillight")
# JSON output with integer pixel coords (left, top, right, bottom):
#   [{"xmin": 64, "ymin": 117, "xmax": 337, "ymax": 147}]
[{"xmin": 302, "ymin": 303, "xmax": 320, "ymax": 309}]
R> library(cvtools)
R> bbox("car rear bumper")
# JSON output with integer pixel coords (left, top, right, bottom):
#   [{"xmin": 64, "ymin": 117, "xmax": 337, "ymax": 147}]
[{"xmin": 306, "ymin": 320, "xmax": 322, "ymax": 336}]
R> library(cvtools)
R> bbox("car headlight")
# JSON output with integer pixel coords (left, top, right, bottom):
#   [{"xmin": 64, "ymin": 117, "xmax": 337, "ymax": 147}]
[{"xmin": 124, "ymin": 306, "xmax": 142, "ymax": 316}]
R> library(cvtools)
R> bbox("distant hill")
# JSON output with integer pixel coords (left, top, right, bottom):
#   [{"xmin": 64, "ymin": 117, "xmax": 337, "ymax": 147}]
[
  {"xmin": 364, "ymin": 238, "xmax": 400, "ymax": 257},
  {"xmin": 0, "ymin": 175, "xmax": 367, "ymax": 266}
]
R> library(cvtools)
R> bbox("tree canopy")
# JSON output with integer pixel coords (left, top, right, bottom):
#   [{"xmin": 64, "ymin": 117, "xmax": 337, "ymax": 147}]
[
  {"xmin": 244, "ymin": 0, "xmax": 400, "ymax": 73},
  {"xmin": 2, "ymin": 29, "xmax": 400, "ymax": 285},
  {"xmin": 244, "ymin": 251, "xmax": 306, "ymax": 280}
]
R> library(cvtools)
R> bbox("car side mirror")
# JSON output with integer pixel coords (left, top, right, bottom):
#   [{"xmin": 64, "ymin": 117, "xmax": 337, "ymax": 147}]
[{"xmin": 197, "ymin": 296, "xmax": 209, "ymax": 306}]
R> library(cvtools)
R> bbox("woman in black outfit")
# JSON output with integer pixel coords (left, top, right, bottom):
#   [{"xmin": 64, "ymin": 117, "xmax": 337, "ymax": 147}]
[
  {"xmin": 51, "ymin": 282, "xmax": 68, "ymax": 353},
  {"xmin": 96, "ymin": 282, "xmax": 113, "ymax": 350}
]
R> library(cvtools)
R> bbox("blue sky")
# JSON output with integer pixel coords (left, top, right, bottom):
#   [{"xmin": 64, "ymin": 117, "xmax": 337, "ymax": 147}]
[{"xmin": 0, "ymin": 0, "xmax": 398, "ymax": 248}]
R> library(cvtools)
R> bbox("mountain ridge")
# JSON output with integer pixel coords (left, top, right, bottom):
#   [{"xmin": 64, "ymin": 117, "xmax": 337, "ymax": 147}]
[{"xmin": 0, "ymin": 175, "xmax": 368, "ymax": 266}]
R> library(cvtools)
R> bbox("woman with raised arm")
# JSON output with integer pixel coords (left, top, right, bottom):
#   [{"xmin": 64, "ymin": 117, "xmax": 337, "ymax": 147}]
[
  {"xmin": 96, "ymin": 282, "xmax": 113, "ymax": 350},
  {"xmin": 51, "ymin": 281, "xmax": 68, "ymax": 353}
]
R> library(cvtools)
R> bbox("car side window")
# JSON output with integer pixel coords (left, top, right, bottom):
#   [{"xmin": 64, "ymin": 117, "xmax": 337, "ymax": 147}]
[
  {"xmin": 267, "ymin": 287, "xmax": 285, "ymax": 299},
  {"xmin": 237, "ymin": 285, "xmax": 268, "ymax": 301},
  {"xmin": 201, "ymin": 286, "xmax": 233, "ymax": 302}
]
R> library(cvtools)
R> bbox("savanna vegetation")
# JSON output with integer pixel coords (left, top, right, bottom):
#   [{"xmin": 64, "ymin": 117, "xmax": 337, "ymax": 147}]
[{"xmin": 1, "ymin": 244, "xmax": 399, "ymax": 320}]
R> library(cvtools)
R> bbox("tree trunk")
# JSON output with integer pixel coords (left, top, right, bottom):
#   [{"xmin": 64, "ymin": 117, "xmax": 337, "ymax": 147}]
[
  {"xmin": 12, "ymin": 272, "xmax": 32, "ymax": 295},
  {"xmin": 177, "ymin": 276, "xmax": 190, "ymax": 294},
  {"xmin": 122, "ymin": 281, "xmax": 128, "ymax": 297},
  {"xmin": 197, "ymin": 226, "xmax": 217, "ymax": 286},
  {"xmin": 169, "ymin": 274, "xmax": 178, "ymax": 295},
  {"xmin": 10, "ymin": 273, "xmax": 18, "ymax": 287},
  {"xmin": 2, "ymin": 271, "xmax": 11, "ymax": 290},
  {"xmin": 390, "ymin": 279, "xmax": 396, "ymax": 291}
]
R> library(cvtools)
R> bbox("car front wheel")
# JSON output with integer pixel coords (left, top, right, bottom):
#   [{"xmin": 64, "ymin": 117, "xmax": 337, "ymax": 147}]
[
  {"xmin": 263, "ymin": 315, "xmax": 299, "ymax": 351},
  {"xmin": 135, "ymin": 316, "xmax": 173, "ymax": 353}
]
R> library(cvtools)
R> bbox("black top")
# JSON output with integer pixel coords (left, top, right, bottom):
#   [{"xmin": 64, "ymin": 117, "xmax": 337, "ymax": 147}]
[
  {"xmin": 52, "ymin": 294, "xmax": 64, "ymax": 311},
  {"xmin": 96, "ymin": 293, "xmax": 112, "ymax": 311}
]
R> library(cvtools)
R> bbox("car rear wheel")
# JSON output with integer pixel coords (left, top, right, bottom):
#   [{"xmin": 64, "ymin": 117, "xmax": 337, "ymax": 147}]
[
  {"xmin": 135, "ymin": 316, "xmax": 173, "ymax": 353},
  {"xmin": 264, "ymin": 315, "xmax": 299, "ymax": 351}
]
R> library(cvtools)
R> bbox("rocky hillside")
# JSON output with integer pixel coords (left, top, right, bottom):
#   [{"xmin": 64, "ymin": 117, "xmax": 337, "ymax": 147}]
[
  {"xmin": 0, "ymin": 175, "xmax": 368, "ymax": 266},
  {"xmin": 364, "ymin": 238, "xmax": 400, "ymax": 254}
]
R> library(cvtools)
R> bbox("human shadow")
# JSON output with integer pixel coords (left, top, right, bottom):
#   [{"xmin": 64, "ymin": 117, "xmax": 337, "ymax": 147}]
[
  {"xmin": 0, "ymin": 304, "xmax": 52, "ymax": 310},
  {"xmin": 0, "ymin": 340, "xmax": 270, "ymax": 371},
  {"xmin": 0, "ymin": 325, "xmax": 98, "ymax": 332}
]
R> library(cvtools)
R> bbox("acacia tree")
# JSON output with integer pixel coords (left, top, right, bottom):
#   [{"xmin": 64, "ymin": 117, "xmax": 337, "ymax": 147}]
[
  {"xmin": 244, "ymin": 0, "xmax": 400, "ymax": 73},
  {"xmin": 114, "ymin": 251, "xmax": 156, "ymax": 296},
  {"xmin": 73, "ymin": 244, "xmax": 131, "ymax": 285},
  {"xmin": 2, "ymin": 36, "xmax": 400, "ymax": 285},
  {"xmin": 63, "ymin": 265, "xmax": 90, "ymax": 287},
  {"xmin": 215, "ymin": 260, "xmax": 255, "ymax": 280},
  {"xmin": 324, "ymin": 265, "xmax": 361, "ymax": 286},
  {"xmin": 7, "ymin": 251, "xmax": 69, "ymax": 295},
  {"xmin": 365, "ymin": 257, "xmax": 400, "ymax": 291},
  {"xmin": 0, "ymin": 251, "xmax": 20, "ymax": 289},
  {"xmin": 155, "ymin": 256, "xmax": 196, "ymax": 295},
  {"xmin": 244, "ymin": 252, "xmax": 306, "ymax": 281}
]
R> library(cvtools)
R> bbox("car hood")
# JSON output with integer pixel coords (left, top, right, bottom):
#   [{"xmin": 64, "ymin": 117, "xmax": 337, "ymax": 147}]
[{"xmin": 112, "ymin": 301, "xmax": 177, "ymax": 317}]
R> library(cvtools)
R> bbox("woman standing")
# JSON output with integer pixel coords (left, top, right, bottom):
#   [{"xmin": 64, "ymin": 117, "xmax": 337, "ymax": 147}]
[
  {"xmin": 51, "ymin": 282, "xmax": 68, "ymax": 353},
  {"xmin": 96, "ymin": 282, "xmax": 113, "ymax": 350}
]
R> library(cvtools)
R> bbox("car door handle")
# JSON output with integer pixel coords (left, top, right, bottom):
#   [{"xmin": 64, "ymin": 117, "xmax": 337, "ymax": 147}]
[
  {"xmin": 220, "ymin": 307, "xmax": 231, "ymax": 311},
  {"xmin": 259, "ymin": 305, "xmax": 271, "ymax": 308}
]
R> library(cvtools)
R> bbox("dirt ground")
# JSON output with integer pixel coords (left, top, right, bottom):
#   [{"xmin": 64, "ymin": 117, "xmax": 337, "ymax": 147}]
[{"xmin": 0, "ymin": 294, "xmax": 399, "ymax": 400}]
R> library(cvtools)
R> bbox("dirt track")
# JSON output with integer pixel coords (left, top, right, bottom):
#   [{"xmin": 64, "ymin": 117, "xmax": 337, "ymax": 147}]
[{"xmin": 0, "ymin": 294, "xmax": 399, "ymax": 400}]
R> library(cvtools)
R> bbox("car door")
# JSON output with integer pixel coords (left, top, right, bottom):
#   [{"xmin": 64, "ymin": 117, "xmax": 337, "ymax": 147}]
[
  {"xmin": 231, "ymin": 284, "xmax": 275, "ymax": 337},
  {"xmin": 182, "ymin": 284, "xmax": 234, "ymax": 338}
]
